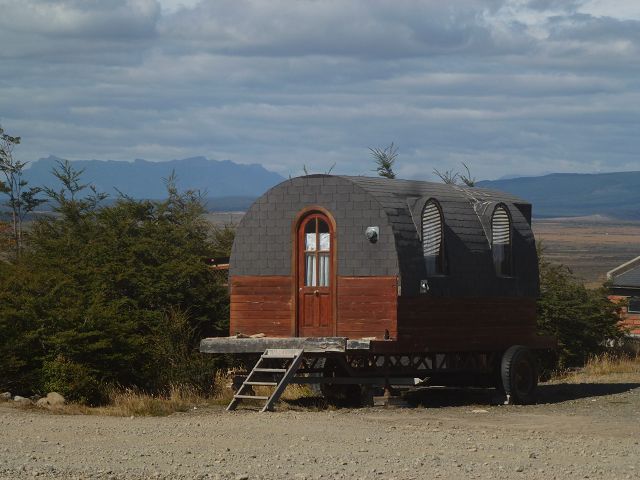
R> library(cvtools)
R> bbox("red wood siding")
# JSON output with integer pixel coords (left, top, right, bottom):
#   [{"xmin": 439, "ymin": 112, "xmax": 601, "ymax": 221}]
[
  {"xmin": 230, "ymin": 276, "xmax": 293, "ymax": 337},
  {"xmin": 397, "ymin": 296, "xmax": 537, "ymax": 349},
  {"xmin": 231, "ymin": 275, "xmax": 399, "ymax": 339},
  {"xmin": 336, "ymin": 276, "xmax": 398, "ymax": 339},
  {"xmin": 231, "ymin": 275, "xmax": 541, "ymax": 348}
]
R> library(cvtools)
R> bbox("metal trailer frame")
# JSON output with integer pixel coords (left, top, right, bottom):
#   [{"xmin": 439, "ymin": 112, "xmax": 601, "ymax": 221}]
[{"xmin": 200, "ymin": 336, "xmax": 556, "ymax": 409}]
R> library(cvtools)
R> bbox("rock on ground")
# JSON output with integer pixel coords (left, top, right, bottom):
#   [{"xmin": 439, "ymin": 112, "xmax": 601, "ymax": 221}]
[
  {"xmin": 12, "ymin": 396, "xmax": 31, "ymax": 405},
  {"xmin": 36, "ymin": 392, "xmax": 66, "ymax": 408}
]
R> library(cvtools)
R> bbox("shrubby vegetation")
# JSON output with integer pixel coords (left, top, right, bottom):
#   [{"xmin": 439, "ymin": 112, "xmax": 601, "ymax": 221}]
[
  {"xmin": 536, "ymin": 250, "xmax": 624, "ymax": 369},
  {"xmin": 0, "ymin": 160, "xmax": 231, "ymax": 404}
]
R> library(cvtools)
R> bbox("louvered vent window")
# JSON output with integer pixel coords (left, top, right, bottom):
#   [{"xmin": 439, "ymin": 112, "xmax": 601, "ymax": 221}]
[
  {"xmin": 492, "ymin": 205, "xmax": 512, "ymax": 276},
  {"xmin": 422, "ymin": 200, "xmax": 445, "ymax": 275}
]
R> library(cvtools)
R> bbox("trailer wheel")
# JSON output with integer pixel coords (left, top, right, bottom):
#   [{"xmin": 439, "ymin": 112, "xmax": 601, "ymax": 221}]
[{"xmin": 501, "ymin": 346, "xmax": 538, "ymax": 404}]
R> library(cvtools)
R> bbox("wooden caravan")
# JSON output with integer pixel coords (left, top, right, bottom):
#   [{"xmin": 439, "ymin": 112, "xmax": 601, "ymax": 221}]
[
  {"xmin": 229, "ymin": 175, "xmax": 543, "ymax": 347},
  {"xmin": 202, "ymin": 175, "xmax": 555, "ymax": 409}
]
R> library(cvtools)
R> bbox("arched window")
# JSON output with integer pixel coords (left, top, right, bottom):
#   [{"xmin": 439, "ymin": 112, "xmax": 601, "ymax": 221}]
[
  {"xmin": 304, "ymin": 216, "xmax": 331, "ymax": 287},
  {"xmin": 492, "ymin": 205, "xmax": 512, "ymax": 276},
  {"xmin": 422, "ymin": 200, "xmax": 445, "ymax": 275}
]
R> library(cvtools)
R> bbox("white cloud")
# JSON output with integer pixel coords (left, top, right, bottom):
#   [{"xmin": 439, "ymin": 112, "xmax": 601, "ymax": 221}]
[
  {"xmin": 157, "ymin": 0, "xmax": 200, "ymax": 13},
  {"xmin": 0, "ymin": 0, "xmax": 160, "ymax": 38},
  {"xmin": 0, "ymin": 0, "xmax": 639, "ymax": 181}
]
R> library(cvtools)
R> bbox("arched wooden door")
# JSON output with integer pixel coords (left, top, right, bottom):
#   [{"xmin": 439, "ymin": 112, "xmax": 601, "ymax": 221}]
[{"xmin": 297, "ymin": 212, "xmax": 335, "ymax": 336}]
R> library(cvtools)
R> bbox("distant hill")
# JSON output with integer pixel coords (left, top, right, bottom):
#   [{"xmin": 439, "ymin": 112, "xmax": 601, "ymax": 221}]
[
  {"xmin": 477, "ymin": 171, "xmax": 640, "ymax": 220},
  {"xmin": 24, "ymin": 156, "xmax": 284, "ymax": 208},
  {"xmin": 21, "ymin": 158, "xmax": 640, "ymax": 219}
]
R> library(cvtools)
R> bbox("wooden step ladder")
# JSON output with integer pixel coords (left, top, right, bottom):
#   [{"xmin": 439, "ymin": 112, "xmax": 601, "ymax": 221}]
[{"xmin": 227, "ymin": 348, "xmax": 304, "ymax": 412}]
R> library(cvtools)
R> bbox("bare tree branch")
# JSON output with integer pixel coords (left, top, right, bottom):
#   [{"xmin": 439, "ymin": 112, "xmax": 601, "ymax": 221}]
[{"xmin": 433, "ymin": 168, "xmax": 459, "ymax": 185}]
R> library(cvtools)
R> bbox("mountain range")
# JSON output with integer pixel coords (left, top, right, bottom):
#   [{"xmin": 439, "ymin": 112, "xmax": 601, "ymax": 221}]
[
  {"xmin": 477, "ymin": 171, "xmax": 640, "ymax": 220},
  {"xmin": 21, "ymin": 156, "xmax": 640, "ymax": 219},
  {"xmin": 24, "ymin": 155, "xmax": 285, "ymax": 211}
]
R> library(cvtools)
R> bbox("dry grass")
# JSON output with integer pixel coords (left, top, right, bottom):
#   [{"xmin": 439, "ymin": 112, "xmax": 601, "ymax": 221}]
[
  {"xmin": 583, "ymin": 353, "xmax": 640, "ymax": 375},
  {"xmin": 9, "ymin": 384, "xmax": 215, "ymax": 417},
  {"xmin": 9, "ymin": 370, "xmax": 322, "ymax": 416},
  {"xmin": 551, "ymin": 353, "xmax": 640, "ymax": 384},
  {"xmin": 211, "ymin": 369, "xmax": 321, "ymax": 410},
  {"xmin": 211, "ymin": 369, "xmax": 238, "ymax": 405},
  {"xmin": 95, "ymin": 384, "xmax": 209, "ymax": 417}
]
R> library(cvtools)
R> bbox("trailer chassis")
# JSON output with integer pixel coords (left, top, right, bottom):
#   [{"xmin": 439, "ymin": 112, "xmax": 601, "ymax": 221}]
[{"xmin": 200, "ymin": 336, "xmax": 556, "ymax": 408}]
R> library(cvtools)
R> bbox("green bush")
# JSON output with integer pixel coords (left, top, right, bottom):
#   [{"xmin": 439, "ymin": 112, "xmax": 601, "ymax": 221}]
[
  {"xmin": 537, "ymin": 253, "xmax": 624, "ymax": 369},
  {"xmin": 42, "ymin": 355, "xmax": 104, "ymax": 405},
  {"xmin": 149, "ymin": 308, "xmax": 224, "ymax": 394},
  {"xmin": 0, "ymin": 162, "xmax": 231, "ymax": 402}
]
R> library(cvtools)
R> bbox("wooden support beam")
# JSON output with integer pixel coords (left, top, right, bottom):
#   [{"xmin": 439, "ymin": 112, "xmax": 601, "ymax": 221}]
[{"xmin": 200, "ymin": 336, "xmax": 348, "ymax": 354}]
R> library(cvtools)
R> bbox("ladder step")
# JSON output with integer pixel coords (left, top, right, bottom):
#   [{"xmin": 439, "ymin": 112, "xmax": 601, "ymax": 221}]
[
  {"xmin": 227, "ymin": 348, "xmax": 305, "ymax": 412},
  {"xmin": 263, "ymin": 349, "xmax": 302, "ymax": 359}
]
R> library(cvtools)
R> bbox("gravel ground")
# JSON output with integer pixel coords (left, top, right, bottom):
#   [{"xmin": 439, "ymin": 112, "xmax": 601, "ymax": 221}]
[{"xmin": 1, "ymin": 381, "xmax": 640, "ymax": 480}]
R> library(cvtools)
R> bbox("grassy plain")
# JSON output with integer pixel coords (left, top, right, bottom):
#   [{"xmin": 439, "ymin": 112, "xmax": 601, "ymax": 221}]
[{"xmin": 532, "ymin": 216, "xmax": 640, "ymax": 288}]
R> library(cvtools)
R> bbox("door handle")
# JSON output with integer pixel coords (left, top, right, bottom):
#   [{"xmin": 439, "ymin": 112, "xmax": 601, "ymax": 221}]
[{"xmin": 313, "ymin": 289, "xmax": 319, "ymax": 296}]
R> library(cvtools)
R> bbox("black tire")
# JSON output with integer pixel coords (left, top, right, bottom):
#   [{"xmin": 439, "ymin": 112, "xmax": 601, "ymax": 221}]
[
  {"xmin": 501, "ymin": 345, "xmax": 538, "ymax": 405},
  {"xmin": 489, "ymin": 351, "xmax": 505, "ymax": 393}
]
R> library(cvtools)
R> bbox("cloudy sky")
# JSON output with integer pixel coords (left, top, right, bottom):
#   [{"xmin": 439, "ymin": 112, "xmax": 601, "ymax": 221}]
[{"xmin": 1, "ymin": 0, "xmax": 639, "ymax": 180}]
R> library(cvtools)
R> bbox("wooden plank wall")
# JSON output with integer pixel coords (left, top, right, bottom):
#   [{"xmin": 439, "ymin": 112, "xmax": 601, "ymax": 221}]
[
  {"xmin": 230, "ymin": 275, "xmax": 399, "ymax": 339},
  {"xmin": 230, "ymin": 276, "xmax": 293, "ymax": 337},
  {"xmin": 397, "ymin": 296, "xmax": 537, "ymax": 349},
  {"xmin": 229, "ymin": 275, "xmax": 539, "ymax": 349},
  {"xmin": 336, "ymin": 276, "xmax": 398, "ymax": 339}
]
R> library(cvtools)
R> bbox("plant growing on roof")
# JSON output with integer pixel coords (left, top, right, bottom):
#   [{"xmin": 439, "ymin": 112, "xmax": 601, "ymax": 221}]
[
  {"xmin": 433, "ymin": 163, "xmax": 476, "ymax": 187},
  {"xmin": 370, "ymin": 142, "xmax": 398, "ymax": 179}
]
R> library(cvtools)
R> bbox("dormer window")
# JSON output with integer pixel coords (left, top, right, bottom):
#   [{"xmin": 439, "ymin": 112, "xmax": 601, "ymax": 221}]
[
  {"xmin": 422, "ymin": 199, "xmax": 445, "ymax": 275},
  {"xmin": 492, "ymin": 205, "xmax": 512, "ymax": 276}
]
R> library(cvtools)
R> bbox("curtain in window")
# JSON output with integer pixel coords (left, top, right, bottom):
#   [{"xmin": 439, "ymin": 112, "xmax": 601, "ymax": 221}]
[
  {"xmin": 306, "ymin": 233, "xmax": 317, "ymax": 251},
  {"xmin": 305, "ymin": 253, "xmax": 317, "ymax": 286},
  {"xmin": 319, "ymin": 233, "xmax": 330, "ymax": 251},
  {"xmin": 303, "ymin": 217, "xmax": 331, "ymax": 287},
  {"xmin": 318, "ymin": 253, "xmax": 329, "ymax": 287}
]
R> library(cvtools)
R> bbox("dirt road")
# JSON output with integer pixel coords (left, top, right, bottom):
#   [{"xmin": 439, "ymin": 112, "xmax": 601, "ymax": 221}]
[{"xmin": 2, "ymin": 381, "xmax": 639, "ymax": 480}]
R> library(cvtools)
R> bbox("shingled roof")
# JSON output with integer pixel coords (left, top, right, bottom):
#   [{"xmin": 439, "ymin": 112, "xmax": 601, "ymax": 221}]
[
  {"xmin": 341, "ymin": 175, "xmax": 531, "ymax": 252},
  {"xmin": 608, "ymin": 256, "xmax": 640, "ymax": 289},
  {"xmin": 230, "ymin": 175, "xmax": 539, "ymax": 298},
  {"xmin": 339, "ymin": 176, "xmax": 538, "ymax": 297}
]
